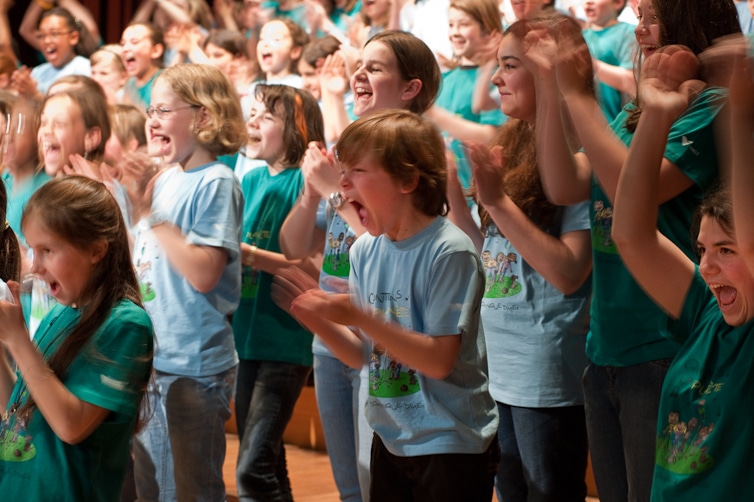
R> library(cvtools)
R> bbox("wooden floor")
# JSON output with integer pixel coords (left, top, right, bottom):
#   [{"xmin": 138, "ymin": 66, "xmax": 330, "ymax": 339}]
[{"xmin": 223, "ymin": 433, "xmax": 600, "ymax": 502}]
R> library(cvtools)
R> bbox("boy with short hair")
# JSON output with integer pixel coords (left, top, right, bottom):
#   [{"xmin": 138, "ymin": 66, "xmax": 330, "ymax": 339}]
[
  {"xmin": 276, "ymin": 109, "xmax": 499, "ymax": 501},
  {"xmin": 120, "ymin": 22, "xmax": 164, "ymax": 110},
  {"xmin": 582, "ymin": 0, "xmax": 637, "ymax": 121}
]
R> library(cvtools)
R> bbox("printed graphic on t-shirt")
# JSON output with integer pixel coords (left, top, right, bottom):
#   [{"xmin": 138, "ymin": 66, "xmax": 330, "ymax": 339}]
[
  {"xmin": 0, "ymin": 391, "xmax": 37, "ymax": 463},
  {"xmin": 656, "ymin": 404, "xmax": 716, "ymax": 474},
  {"xmin": 481, "ymin": 227, "xmax": 522, "ymax": 298},
  {"xmin": 322, "ymin": 217, "xmax": 355, "ymax": 277},
  {"xmin": 241, "ymin": 265, "xmax": 259, "ymax": 299},
  {"xmin": 136, "ymin": 238, "xmax": 157, "ymax": 302},
  {"xmin": 592, "ymin": 199, "xmax": 618, "ymax": 254},
  {"xmin": 368, "ymin": 344, "xmax": 420, "ymax": 398}
]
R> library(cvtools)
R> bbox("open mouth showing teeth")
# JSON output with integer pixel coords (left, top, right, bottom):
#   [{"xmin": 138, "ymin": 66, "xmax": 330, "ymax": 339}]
[{"xmin": 711, "ymin": 283, "xmax": 737, "ymax": 308}]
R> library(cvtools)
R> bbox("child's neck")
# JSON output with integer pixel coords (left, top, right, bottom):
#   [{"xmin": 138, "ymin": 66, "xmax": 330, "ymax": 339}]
[
  {"xmin": 591, "ymin": 18, "xmax": 619, "ymax": 31},
  {"xmin": 266, "ymin": 160, "xmax": 288, "ymax": 176},
  {"xmin": 180, "ymin": 147, "xmax": 216, "ymax": 171},
  {"xmin": 54, "ymin": 51, "xmax": 76, "ymax": 69},
  {"xmin": 136, "ymin": 65, "xmax": 160, "ymax": 86},
  {"xmin": 265, "ymin": 68, "xmax": 293, "ymax": 82},
  {"xmin": 386, "ymin": 209, "xmax": 436, "ymax": 242}
]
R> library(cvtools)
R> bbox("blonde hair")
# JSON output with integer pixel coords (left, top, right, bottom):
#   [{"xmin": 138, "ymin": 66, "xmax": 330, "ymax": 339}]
[
  {"xmin": 109, "ymin": 104, "xmax": 147, "ymax": 148},
  {"xmin": 156, "ymin": 64, "xmax": 246, "ymax": 156},
  {"xmin": 449, "ymin": 0, "xmax": 503, "ymax": 35},
  {"xmin": 90, "ymin": 45, "xmax": 127, "ymax": 74}
]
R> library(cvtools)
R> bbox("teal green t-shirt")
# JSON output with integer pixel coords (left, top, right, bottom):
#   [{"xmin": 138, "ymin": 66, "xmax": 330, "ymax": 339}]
[
  {"xmin": 582, "ymin": 22, "xmax": 637, "ymax": 122},
  {"xmin": 0, "ymin": 300, "xmax": 154, "ymax": 501},
  {"xmin": 651, "ymin": 270, "xmax": 754, "ymax": 500},
  {"xmin": 124, "ymin": 69, "xmax": 162, "ymax": 111},
  {"xmin": 232, "ymin": 166, "xmax": 313, "ymax": 366},
  {"xmin": 1, "ymin": 170, "xmax": 52, "ymax": 246},
  {"xmin": 587, "ymin": 87, "xmax": 726, "ymax": 366},
  {"xmin": 436, "ymin": 66, "xmax": 506, "ymax": 189}
]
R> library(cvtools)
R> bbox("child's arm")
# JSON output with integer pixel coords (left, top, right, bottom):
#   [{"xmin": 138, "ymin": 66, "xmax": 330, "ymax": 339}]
[
  {"xmin": 273, "ymin": 267, "xmax": 365, "ymax": 368},
  {"xmin": 525, "ymin": 27, "xmax": 693, "ymax": 206},
  {"xmin": 445, "ymin": 151, "xmax": 483, "ymax": 252},
  {"xmin": 0, "ymin": 0, "xmax": 18, "ymax": 68},
  {"xmin": 19, "ymin": 1, "xmax": 43, "ymax": 52},
  {"xmin": 726, "ymin": 42, "xmax": 754, "ymax": 275},
  {"xmin": 469, "ymin": 142, "xmax": 592, "ymax": 294},
  {"xmin": 514, "ymin": 28, "xmax": 593, "ymax": 205},
  {"xmin": 279, "ymin": 190, "xmax": 326, "ymax": 260},
  {"xmin": 424, "ymin": 105, "xmax": 497, "ymax": 144},
  {"xmin": 592, "ymin": 59, "xmax": 636, "ymax": 96},
  {"xmin": 611, "ymin": 47, "xmax": 701, "ymax": 317},
  {"xmin": 0, "ymin": 291, "xmax": 110, "ymax": 445},
  {"xmin": 150, "ymin": 223, "xmax": 230, "ymax": 293},
  {"xmin": 293, "ymin": 287, "xmax": 461, "ymax": 380},
  {"xmin": 549, "ymin": 29, "xmax": 694, "ymax": 204},
  {"xmin": 58, "ymin": 0, "xmax": 101, "ymax": 46},
  {"xmin": 319, "ymin": 52, "xmax": 352, "ymax": 143},
  {"xmin": 241, "ymin": 242, "xmax": 321, "ymax": 279}
]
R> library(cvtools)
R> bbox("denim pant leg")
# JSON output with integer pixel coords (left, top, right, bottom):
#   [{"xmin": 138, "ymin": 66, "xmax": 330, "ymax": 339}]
[
  {"xmin": 313, "ymin": 354, "xmax": 368, "ymax": 502},
  {"xmin": 133, "ymin": 369, "xmax": 235, "ymax": 502},
  {"xmin": 495, "ymin": 402, "xmax": 588, "ymax": 502},
  {"xmin": 235, "ymin": 359, "xmax": 311, "ymax": 502},
  {"xmin": 583, "ymin": 360, "xmax": 670, "ymax": 502}
]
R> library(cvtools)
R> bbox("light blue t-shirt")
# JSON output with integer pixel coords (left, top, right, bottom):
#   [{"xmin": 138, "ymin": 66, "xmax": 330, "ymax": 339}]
[
  {"xmin": 133, "ymin": 162, "xmax": 242, "ymax": 376},
  {"xmin": 31, "ymin": 55, "xmax": 91, "ymax": 95},
  {"xmin": 313, "ymin": 199, "xmax": 357, "ymax": 356},
  {"xmin": 481, "ymin": 202, "xmax": 591, "ymax": 408},
  {"xmin": 350, "ymin": 216, "xmax": 498, "ymax": 457}
]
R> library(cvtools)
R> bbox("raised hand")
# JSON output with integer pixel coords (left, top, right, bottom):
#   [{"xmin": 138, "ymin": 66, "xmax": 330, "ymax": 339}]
[
  {"xmin": 320, "ymin": 51, "xmax": 350, "ymax": 98},
  {"xmin": 638, "ymin": 45, "xmax": 705, "ymax": 120},
  {"xmin": 468, "ymin": 142, "xmax": 507, "ymax": 208},
  {"xmin": 301, "ymin": 142, "xmax": 340, "ymax": 198}
]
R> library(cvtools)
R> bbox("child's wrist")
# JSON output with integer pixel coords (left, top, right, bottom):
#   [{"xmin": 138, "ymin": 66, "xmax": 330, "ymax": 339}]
[{"xmin": 34, "ymin": 0, "xmax": 54, "ymax": 10}]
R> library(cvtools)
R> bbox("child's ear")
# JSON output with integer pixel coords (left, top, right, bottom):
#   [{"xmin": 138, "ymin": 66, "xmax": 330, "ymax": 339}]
[
  {"xmin": 400, "ymin": 79, "xmax": 423, "ymax": 104},
  {"xmin": 90, "ymin": 239, "xmax": 109, "ymax": 264},
  {"xmin": 84, "ymin": 127, "xmax": 102, "ymax": 156},
  {"xmin": 195, "ymin": 106, "xmax": 211, "ymax": 128},
  {"xmin": 290, "ymin": 45, "xmax": 303, "ymax": 63},
  {"xmin": 400, "ymin": 173, "xmax": 420, "ymax": 194},
  {"xmin": 151, "ymin": 43, "xmax": 165, "ymax": 61},
  {"xmin": 69, "ymin": 30, "xmax": 80, "ymax": 47}
]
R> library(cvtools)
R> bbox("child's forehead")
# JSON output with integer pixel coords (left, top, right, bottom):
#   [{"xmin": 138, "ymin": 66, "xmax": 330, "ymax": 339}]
[
  {"xmin": 39, "ymin": 14, "xmax": 70, "ymax": 31},
  {"xmin": 260, "ymin": 20, "xmax": 291, "ymax": 38},
  {"xmin": 122, "ymin": 25, "xmax": 153, "ymax": 44}
]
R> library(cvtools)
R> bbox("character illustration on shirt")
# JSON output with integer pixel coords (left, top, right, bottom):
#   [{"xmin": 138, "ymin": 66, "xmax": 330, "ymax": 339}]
[
  {"xmin": 656, "ymin": 409, "xmax": 715, "ymax": 474},
  {"xmin": 592, "ymin": 200, "xmax": 617, "ymax": 254},
  {"xmin": 322, "ymin": 218, "xmax": 354, "ymax": 277},
  {"xmin": 136, "ymin": 237, "xmax": 157, "ymax": 302},
  {"xmin": 0, "ymin": 391, "xmax": 37, "ymax": 462},
  {"xmin": 482, "ymin": 248, "xmax": 521, "ymax": 298},
  {"xmin": 368, "ymin": 345, "xmax": 420, "ymax": 398}
]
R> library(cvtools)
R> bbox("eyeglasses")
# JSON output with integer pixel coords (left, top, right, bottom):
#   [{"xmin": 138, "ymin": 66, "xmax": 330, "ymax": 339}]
[
  {"xmin": 35, "ymin": 31, "xmax": 72, "ymax": 42},
  {"xmin": 145, "ymin": 105, "xmax": 198, "ymax": 119}
]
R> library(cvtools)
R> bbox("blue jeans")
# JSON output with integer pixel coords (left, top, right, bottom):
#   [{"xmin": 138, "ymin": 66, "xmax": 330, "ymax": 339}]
[
  {"xmin": 370, "ymin": 433, "xmax": 499, "ymax": 502},
  {"xmin": 583, "ymin": 360, "xmax": 671, "ymax": 502},
  {"xmin": 235, "ymin": 359, "xmax": 311, "ymax": 502},
  {"xmin": 133, "ymin": 368, "xmax": 235, "ymax": 502},
  {"xmin": 495, "ymin": 402, "xmax": 587, "ymax": 502},
  {"xmin": 313, "ymin": 354, "xmax": 371, "ymax": 502}
]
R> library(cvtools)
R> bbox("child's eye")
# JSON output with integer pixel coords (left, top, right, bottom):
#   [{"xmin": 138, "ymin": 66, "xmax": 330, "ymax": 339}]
[
  {"xmin": 720, "ymin": 247, "xmax": 734, "ymax": 255},
  {"xmin": 697, "ymin": 246, "xmax": 705, "ymax": 256}
]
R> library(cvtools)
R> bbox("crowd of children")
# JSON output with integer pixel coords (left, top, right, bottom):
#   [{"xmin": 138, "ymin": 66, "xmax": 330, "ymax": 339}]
[{"xmin": 0, "ymin": 0, "xmax": 753, "ymax": 501}]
